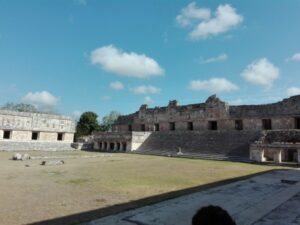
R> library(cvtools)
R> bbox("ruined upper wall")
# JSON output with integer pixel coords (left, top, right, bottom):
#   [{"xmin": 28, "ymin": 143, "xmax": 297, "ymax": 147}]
[
  {"xmin": 115, "ymin": 95, "xmax": 300, "ymax": 126},
  {"xmin": 0, "ymin": 110, "xmax": 75, "ymax": 133},
  {"xmin": 229, "ymin": 95, "xmax": 300, "ymax": 118}
]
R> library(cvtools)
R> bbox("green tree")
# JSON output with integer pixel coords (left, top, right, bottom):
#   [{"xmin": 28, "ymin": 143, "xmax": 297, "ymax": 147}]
[
  {"xmin": 76, "ymin": 111, "xmax": 100, "ymax": 137},
  {"xmin": 101, "ymin": 111, "xmax": 121, "ymax": 131},
  {"xmin": 1, "ymin": 102, "xmax": 38, "ymax": 112}
]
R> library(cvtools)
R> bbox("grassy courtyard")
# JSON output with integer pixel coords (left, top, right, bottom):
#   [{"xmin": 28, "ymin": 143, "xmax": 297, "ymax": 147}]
[{"xmin": 0, "ymin": 151, "xmax": 281, "ymax": 225}]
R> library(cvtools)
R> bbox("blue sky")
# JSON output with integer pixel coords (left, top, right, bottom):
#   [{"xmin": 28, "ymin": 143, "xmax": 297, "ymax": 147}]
[{"xmin": 0, "ymin": 0, "xmax": 300, "ymax": 119}]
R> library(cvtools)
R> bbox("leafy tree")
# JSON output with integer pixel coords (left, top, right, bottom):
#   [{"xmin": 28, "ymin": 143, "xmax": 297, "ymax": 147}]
[
  {"xmin": 76, "ymin": 111, "xmax": 100, "ymax": 137},
  {"xmin": 1, "ymin": 102, "xmax": 38, "ymax": 112},
  {"xmin": 101, "ymin": 111, "xmax": 121, "ymax": 131}
]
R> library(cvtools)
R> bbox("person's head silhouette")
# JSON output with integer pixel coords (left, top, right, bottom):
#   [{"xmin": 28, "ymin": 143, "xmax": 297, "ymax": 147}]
[{"xmin": 192, "ymin": 205, "xmax": 236, "ymax": 225}]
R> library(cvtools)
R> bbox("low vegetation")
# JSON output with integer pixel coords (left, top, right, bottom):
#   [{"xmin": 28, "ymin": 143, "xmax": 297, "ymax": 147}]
[{"xmin": 0, "ymin": 151, "xmax": 281, "ymax": 225}]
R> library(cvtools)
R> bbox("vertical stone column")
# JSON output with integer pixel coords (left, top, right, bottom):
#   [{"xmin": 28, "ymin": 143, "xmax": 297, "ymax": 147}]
[
  {"xmin": 101, "ymin": 142, "xmax": 105, "ymax": 150},
  {"xmin": 93, "ymin": 142, "xmax": 99, "ymax": 150},
  {"xmin": 297, "ymin": 149, "xmax": 300, "ymax": 164},
  {"xmin": 106, "ymin": 142, "xmax": 110, "ymax": 151},
  {"xmin": 259, "ymin": 149, "xmax": 266, "ymax": 162},
  {"xmin": 114, "ymin": 142, "xmax": 118, "ymax": 151},
  {"xmin": 274, "ymin": 149, "xmax": 282, "ymax": 163}
]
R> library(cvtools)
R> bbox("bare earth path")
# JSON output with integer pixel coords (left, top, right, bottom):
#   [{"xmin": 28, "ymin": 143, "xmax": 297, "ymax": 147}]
[{"xmin": 0, "ymin": 151, "xmax": 280, "ymax": 225}]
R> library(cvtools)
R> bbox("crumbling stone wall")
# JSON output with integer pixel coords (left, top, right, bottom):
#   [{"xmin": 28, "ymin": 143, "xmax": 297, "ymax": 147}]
[{"xmin": 113, "ymin": 95, "xmax": 300, "ymax": 132}]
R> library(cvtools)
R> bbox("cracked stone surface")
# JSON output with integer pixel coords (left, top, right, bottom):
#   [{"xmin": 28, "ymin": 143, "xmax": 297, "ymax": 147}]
[{"xmin": 81, "ymin": 169, "xmax": 300, "ymax": 225}]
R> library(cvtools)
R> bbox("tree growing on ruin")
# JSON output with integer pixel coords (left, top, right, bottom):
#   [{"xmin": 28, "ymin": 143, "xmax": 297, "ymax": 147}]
[
  {"xmin": 76, "ymin": 111, "xmax": 100, "ymax": 137},
  {"xmin": 101, "ymin": 111, "xmax": 121, "ymax": 131}
]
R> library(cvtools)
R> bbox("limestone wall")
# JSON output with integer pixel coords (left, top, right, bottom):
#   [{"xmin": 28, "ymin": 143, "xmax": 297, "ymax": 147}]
[
  {"xmin": 114, "ymin": 95, "xmax": 300, "ymax": 132},
  {"xmin": 0, "ymin": 110, "xmax": 75, "ymax": 133},
  {"xmin": 0, "ymin": 110, "xmax": 75, "ymax": 151}
]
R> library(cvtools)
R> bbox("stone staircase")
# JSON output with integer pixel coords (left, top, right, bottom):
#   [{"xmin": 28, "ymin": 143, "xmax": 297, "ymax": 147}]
[{"xmin": 133, "ymin": 131, "xmax": 260, "ymax": 162}]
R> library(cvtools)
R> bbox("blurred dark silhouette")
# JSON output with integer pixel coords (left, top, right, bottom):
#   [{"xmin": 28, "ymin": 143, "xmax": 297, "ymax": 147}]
[{"xmin": 192, "ymin": 205, "xmax": 236, "ymax": 225}]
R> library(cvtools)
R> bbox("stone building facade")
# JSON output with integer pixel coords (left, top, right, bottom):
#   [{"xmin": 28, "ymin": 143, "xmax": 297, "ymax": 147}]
[
  {"xmin": 94, "ymin": 95, "xmax": 300, "ymax": 164},
  {"xmin": 0, "ymin": 110, "xmax": 75, "ymax": 151}
]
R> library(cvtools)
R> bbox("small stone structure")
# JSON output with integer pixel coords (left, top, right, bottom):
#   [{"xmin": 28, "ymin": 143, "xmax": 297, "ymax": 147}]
[
  {"xmin": 93, "ymin": 95, "xmax": 300, "ymax": 163},
  {"xmin": 250, "ymin": 130, "xmax": 300, "ymax": 164},
  {"xmin": 0, "ymin": 110, "xmax": 75, "ymax": 151}
]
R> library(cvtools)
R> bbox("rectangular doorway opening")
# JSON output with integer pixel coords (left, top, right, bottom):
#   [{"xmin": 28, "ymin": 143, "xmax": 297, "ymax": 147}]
[
  {"xmin": 169, "ymin": 122, "xmax": 175, "ymax": 131},
  {"xmin": 208, "ymin": 121, "xmax": 218, "ymax": 130},
  {"xmin": 3, "ymin": 130, "xmax": 11, "ymax": 139},
  {"xmin": 187, "ymin": 122, "xmax": 193, "ymax": 131},
  {"xmin": 262, "ymin": 119, "xmax": 272, "ymax": 130}
]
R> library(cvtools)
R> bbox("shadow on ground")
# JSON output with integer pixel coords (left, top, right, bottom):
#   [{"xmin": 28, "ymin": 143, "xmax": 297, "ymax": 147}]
[{"xmin": 28, "ymin": 169, "xmax": 282, "ymax": 225}]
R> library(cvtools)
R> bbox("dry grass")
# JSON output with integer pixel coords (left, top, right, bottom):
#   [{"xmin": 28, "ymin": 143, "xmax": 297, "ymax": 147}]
[{"xmin": 0, "ymin": 151, "xmax": 280, "ymax": 225}]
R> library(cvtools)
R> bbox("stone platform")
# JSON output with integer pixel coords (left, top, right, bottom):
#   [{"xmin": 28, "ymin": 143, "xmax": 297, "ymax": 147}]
[{"xmin": 81, "ymin": 169, "xmax": 300, "ymax": 225}]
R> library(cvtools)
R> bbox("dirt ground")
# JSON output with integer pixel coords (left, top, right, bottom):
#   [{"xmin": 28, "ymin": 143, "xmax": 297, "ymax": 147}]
[{"xmin": 0, "ymin": 151, "xmax": 280, "ymax": 225}]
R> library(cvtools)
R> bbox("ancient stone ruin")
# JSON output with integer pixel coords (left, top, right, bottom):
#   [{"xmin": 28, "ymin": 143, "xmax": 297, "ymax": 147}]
[
  {"xmin": 93, "ymin": 95, "xmax": 300, "ymax": 164},
  {"xmin": 0, "ymin": 110, "xmax": 75, "ymax": 151}
]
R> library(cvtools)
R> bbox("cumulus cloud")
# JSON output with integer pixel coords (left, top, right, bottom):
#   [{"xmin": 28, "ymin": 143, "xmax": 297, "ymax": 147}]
[
  {"xmin": 201, "ymin": 53, "xmax": 228, "ymax": 64},
  {"xmin": 287, "ymin": 87, "xmax": 300, "ymax": 97},
  {"xmin": 144, "ymin": 96, "xmax": 154, "ymax": 105},
  {"xmin": 176, "ymin": 2, "xmax": 211, "ymax": 27},
  {"xmin": 130, "ymin": 85, "xmax": 161, "ymax": 94},
  {"xmin": 110, "ymin": 81, "xmax": 124, "ymax": 90},
  {"xmin": 241, "ymin": 58, "xmax": 280, "ymax": 89},
  {"xmin": 91, "ymin": 45, "xmax": 164, "ymax": 78},
  {"xmin": 22, "ymin": 91, "xmax": 59, "ymax": 112},
  {"xmin": 286, "ymin": 53, "xmax": 300, "ymax": 62},
  {"xmin": 189, "ymin": 78, "xmax": 239, "ymax": 93},
  {"xmin": 176, "ymin": 3, "xmax": 243, "ymax": 40}
]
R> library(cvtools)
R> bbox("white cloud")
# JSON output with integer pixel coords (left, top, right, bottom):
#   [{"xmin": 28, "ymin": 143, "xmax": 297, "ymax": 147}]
[
  {"xmin": 176, "ymin": 2, "xmax": 211, "ymax": 27},
  {"xmin": 189, "ymin": 78, "xmax": 239, "ymax": 93},
  {"xmin": 287, "ymin": 53, "xmax": 300, "ymax": 62},
  {"xmin": 110, "ymin": 81, "xmax": 124, "ymax": 90},
  {"xmin": 144, "ymin": 96, "xmax": 154, "ymax": 105},
  {"xmin": 176, "ymin": 3, "xmax": 243, "ymax": 40},
  {"xmin": 130, "ymin": 85, "xmax": 161, "ymax": 94},
  {"xmin": 91, "ymin": 45, "xmax": 164, "ymax": 78},
  {"xmin": 22, "ymin": 91, "xmax": 59, "ymax": 112},
  {"xmin": 287, "ymin": 87, "xmax": 300, "ymax": 97},
  {"xmin": 241, "ymin": 58, "xmax": 280, "ymax": 89},
  {"xmin": 201, "ymin": 53, "xmax": 228, "ymax": 64}
]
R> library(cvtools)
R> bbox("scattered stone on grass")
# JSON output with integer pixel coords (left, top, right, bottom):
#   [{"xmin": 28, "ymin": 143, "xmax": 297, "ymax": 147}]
[
  {"xmin": 41, "ymin": 160, "xmax": 65, "ymax": 166},
  {"xmin": 12, "ymin": 153, "xmax": 31, "ymax": 161}
]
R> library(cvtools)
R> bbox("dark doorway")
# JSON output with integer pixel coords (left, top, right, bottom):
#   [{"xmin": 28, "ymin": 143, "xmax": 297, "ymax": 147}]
[
  {"xmin": 154, "ymin": 123, "xmax": 160, "ymax": 132},
  {"xmin": 208, "ymin": 121, "xmax": 218, "ymax": 130},
  {"xmin": 99, "ymin": 142, "xmax": 102, "ymax": 150},
  {"xmin": 57, "ymin": 133, "xmax": 64, "ymax": 141},
  {"xmin": 110, "ymin": 143, "xmax": 115, "ymax": 151},
  {"xmin": 122, "ymin": 142, "xmax": 127, "ymax": 151},
  {"xmin": 31, "ymin": 132, "xmax": 39, "ymax": 140},
  {"xmin": 262, "ymin": 119, "xmax": 272, "ymax": 130},
  {"xmin": 235, "ymin": 120, "xmax": 243, "ymax": 130},
  {"xmin": 141, "ymin": 124, "xmax": 146, "ymax": 131},
  {"xmin": 286, "ymin": 149, "xmax": 297, "ymax": 162},
  {"xmin": 187, "ymin": 122, "xmax": 193, "ymax": 131},
  {"xmin": 104, "ymin": 142, "xmax": 108, "ymax": 150},
  {"xmin": 128, "ymin": 125, "xmax": 132, "ymax": 132},
  {"xmin": 295, "ymin": 118, "xmax": 300, "ymax": 129},
  {"xmin": 117, "ymin": 142, "xmax": 121, "ymax": 151},
  {"xmin": 169, "ymin": 122, "xmax": 175, "ymax": 131},
  {"xmin": 3, "ymin": 130, "xmax": 11, "ymax": 139}
]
